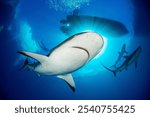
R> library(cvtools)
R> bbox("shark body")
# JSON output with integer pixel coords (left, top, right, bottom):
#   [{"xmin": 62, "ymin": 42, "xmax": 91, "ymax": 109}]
[
  {"xmin": 18, "ymin": 32, "xmax": 104, "ymax": 91},
  {"xmin": 111, "ymin": 43, "xmax": 128, "ymax": 68},
  {"xmin": 103, "ymin": 46, "xmax": 142, "ymax": 76}
]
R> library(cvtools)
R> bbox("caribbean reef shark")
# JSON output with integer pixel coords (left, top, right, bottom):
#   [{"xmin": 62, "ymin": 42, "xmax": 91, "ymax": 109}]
[
  {"xmin": 18, "ymin": 32, "xmax": 104, "ymax": 92},
  {"xmin": 111, "ymin": 43, "xmax": 128, "ymax": 68},
  {"xmin": 103, "ymin": 46, "xmax": 142, "ymax": 76}
]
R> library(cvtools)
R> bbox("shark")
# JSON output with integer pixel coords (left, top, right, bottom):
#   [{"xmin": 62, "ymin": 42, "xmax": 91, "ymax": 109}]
[
  {"xmin": 103, "ymin": 46, "xmax": 142, "ymax": 76},
  {"xmin": 111, "ymin": 43, "xmax": 128, "ymax": 68},
  {"xmin": 18, "ymin": 32, "xmax": 104, "ymax": 92}
]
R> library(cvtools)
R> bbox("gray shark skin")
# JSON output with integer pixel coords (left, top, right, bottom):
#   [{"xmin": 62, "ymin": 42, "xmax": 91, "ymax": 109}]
[
  {"xmin": 111, "ymin": 43, "xmax": 128, "ymax": 68},
  {"xmin": 60, "ymin": 15, "xmax": 128, "ymax": 37},
  {"xmin": 18, "ymin": 32, "xmax": 104, "ymax": 92},
  {"xmin": 103, "ymin": 46, "xmax": 142, "ymax": 76}
]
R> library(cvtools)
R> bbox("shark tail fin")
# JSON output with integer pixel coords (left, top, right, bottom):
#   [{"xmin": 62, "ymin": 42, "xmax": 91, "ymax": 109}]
[
  {"xmin": 102, "ymin": 64, "xmax": 117, "ymax": 76},
  {"xmin": 19, "ymin": 58, "xmax": 29, "ymax": 71}
]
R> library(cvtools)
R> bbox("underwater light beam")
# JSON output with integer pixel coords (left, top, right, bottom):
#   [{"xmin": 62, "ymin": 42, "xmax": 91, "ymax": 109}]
[{"xmin": 18, "ymin": 21, "xmax": 40, "ymax": 52}]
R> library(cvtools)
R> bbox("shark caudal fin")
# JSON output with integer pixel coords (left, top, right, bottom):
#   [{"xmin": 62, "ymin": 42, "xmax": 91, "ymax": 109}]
[
  {"xmin": 102, "ymin": 64, "xmax": 117, "ymax": 76},
  {"xmin": 19, "ymin": 58, "xmax": 29, "ymax": 71},
  {"xmin": 18, "ymin": 51, "xmax": 48, "ymax": 63}
]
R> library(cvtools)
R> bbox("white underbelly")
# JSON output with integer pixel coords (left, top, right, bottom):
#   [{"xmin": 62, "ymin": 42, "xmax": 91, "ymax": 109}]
[
  {"xmin": 40, "ymin": 32, "xmax": 104, "ymax": 75},
  {"xmin": 46, "ymin": 47, "xmax": 89, "ymax": 75}
]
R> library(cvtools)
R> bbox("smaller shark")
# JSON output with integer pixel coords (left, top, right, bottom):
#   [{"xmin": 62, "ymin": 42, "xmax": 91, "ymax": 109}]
[
  {"xmin": 103, "ymin": 46, "xmax": 142, "ymax": 76},
  {"xmin": 111, "ymin": 43, "xmax": 128, "ymax": 68}
]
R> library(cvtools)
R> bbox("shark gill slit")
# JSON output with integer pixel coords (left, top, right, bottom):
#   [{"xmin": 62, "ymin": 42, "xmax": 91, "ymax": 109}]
[
  {"xmin": 71, "ymin": 46, "xmax": 90, "ymax": 59},
  {"xmin": 99, "ymin": 35, "xmax": 104, "ymax": 49}
]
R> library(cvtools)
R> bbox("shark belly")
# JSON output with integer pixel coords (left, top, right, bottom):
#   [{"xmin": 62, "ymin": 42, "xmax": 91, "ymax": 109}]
[
  {"xmin": 44, "ymin": 48, "xmax": 89, "ymax": 75},
  {"xmin": 43, "ymin": 32, "xmax": 104, "ymax": 75},
  {"xmin": 18, "ymin": 32, "xmax": 104, "ymax": 91}
]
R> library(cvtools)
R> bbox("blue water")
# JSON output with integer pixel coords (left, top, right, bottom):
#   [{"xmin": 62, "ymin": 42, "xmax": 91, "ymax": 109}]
[{"xmin": 0, "ymin": 0, "xmax": 150, "ymax": 100}]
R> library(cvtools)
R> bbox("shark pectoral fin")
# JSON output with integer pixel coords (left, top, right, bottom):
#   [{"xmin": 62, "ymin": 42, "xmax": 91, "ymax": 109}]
[
  {"xmin": 57, "ymin": 74, "xmax": 76, "ymax": 92},
  {"xmin": 18, "ymin": 51, "xmax": 47, "ymax": 63}
]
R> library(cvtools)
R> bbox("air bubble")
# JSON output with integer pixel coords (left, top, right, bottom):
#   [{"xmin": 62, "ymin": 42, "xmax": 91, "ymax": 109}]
[{"xmin": 48, "ymin": 0, "xmax": 91, "ymax": 12}]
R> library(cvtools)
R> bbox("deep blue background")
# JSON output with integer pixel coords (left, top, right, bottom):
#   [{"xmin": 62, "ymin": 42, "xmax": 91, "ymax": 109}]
[{"xmin": 0, "ymin": 0, "xmax": 150, "ymax": 100}]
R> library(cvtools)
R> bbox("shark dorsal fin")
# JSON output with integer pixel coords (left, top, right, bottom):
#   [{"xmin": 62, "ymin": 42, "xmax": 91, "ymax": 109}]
[
  {"xmin": 57, "ymin": 74, "xmax": 75, "ymax": 92},
  {"xmin": 18, "ymin": 51, "xmax": 48, "ymax": 63}
]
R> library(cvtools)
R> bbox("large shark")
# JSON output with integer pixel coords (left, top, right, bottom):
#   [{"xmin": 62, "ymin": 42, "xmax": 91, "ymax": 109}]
[
  {"xmin": 18, "ymin": 32, "xmax": 104, "ymax": 91},
  {"xmin": 111, "ymin": 43, "xmax": 128, "ymax": 68},
  {"xmin": 103, "ymin": 46, "xmax": 142, "ymax": 76}
]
